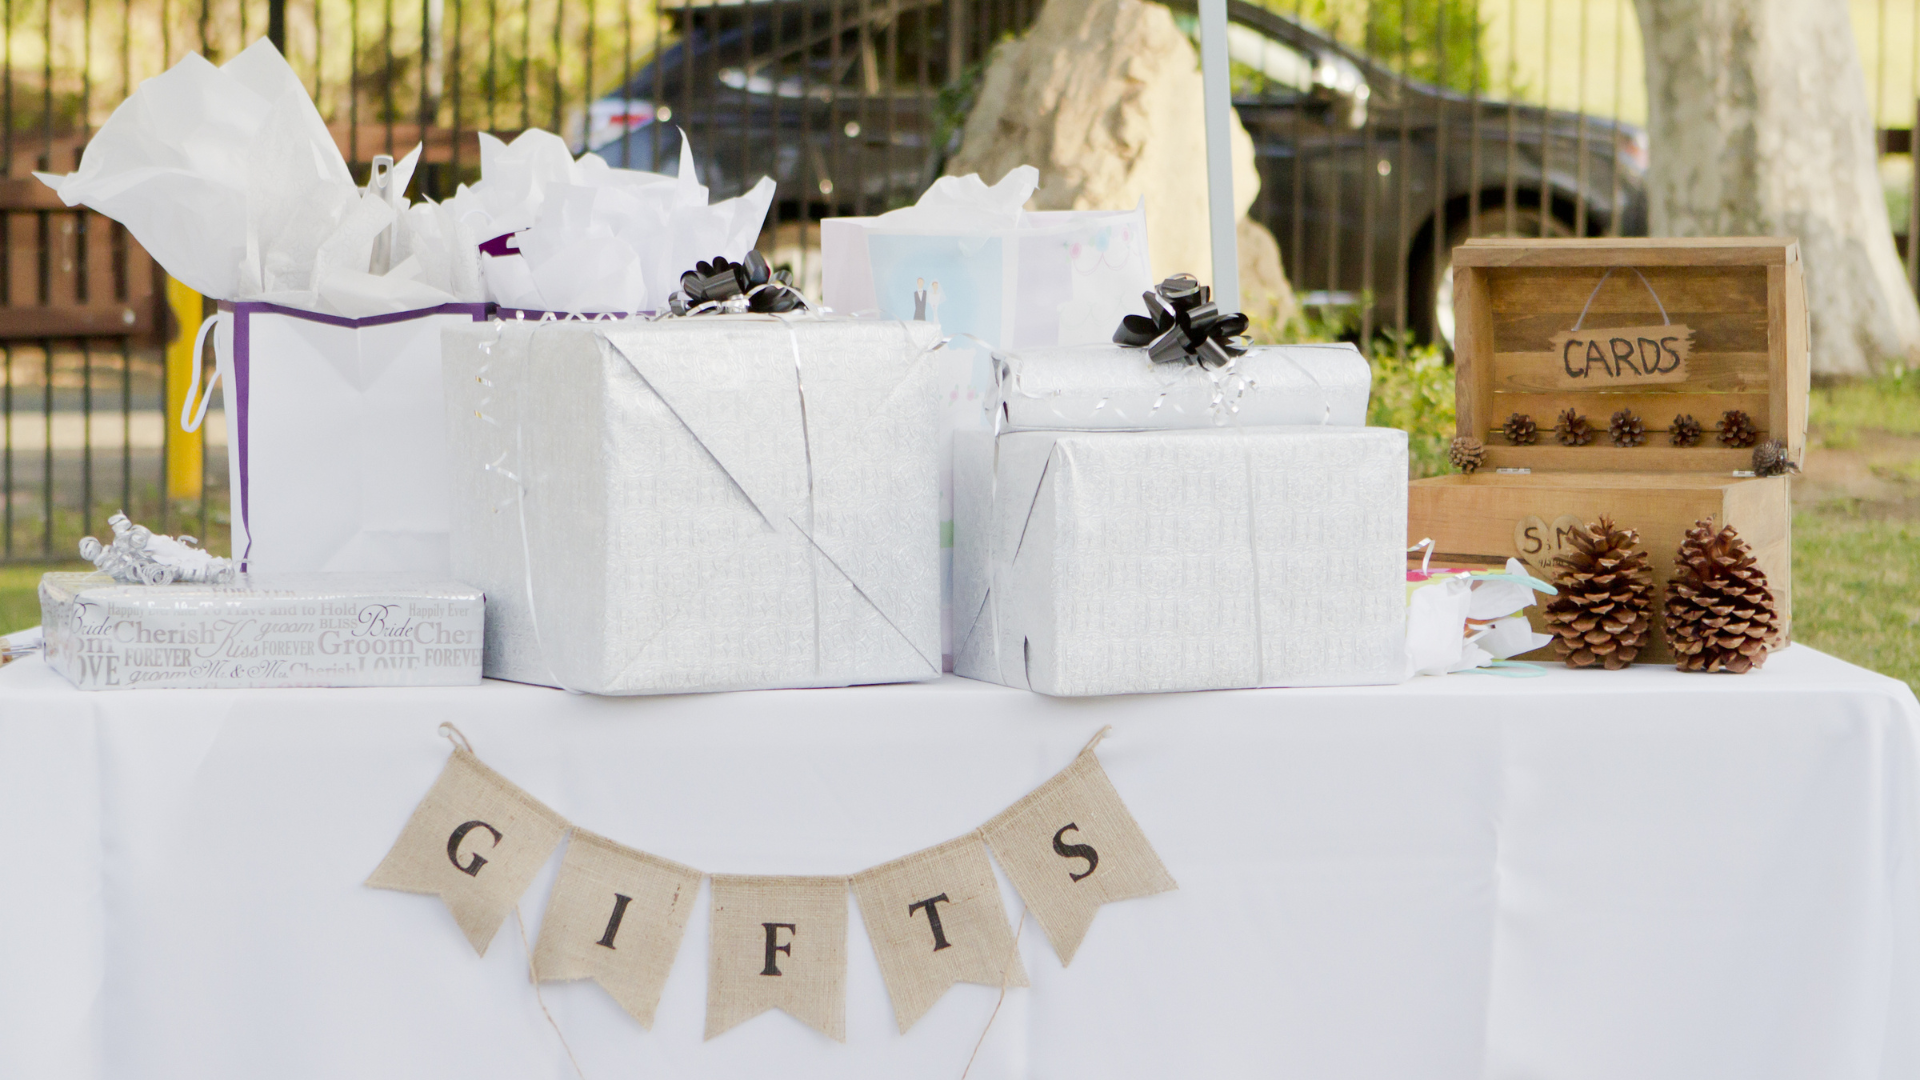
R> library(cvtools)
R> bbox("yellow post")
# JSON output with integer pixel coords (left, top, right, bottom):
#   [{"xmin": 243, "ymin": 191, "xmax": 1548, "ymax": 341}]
[{"xmin": 163, "ymin": 276, "xmax": 205, "ymax": 501}]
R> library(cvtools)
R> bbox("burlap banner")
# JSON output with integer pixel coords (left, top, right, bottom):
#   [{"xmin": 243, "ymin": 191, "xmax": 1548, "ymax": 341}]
[
  {"xmin": 532, "ymin": 829, "xmax": 704, "ymax": 1029},
  {"xmin": 368, "ymin": 725, "xmax": 1173, "ymax": 1041},
  {"xmin": 980, "ymin": 733, "xmax": 1178, "ymax": 964},
  {"xmin": 706, "ymin": 875, "xmax": 850, "ymax": 1041},
  {"xmin": 852, "ymin": 835, "xmax": 1028, "ymax": 1032},
  {"xmin": 366, "ymin": 740, "xmax": 569, "ymax": 955}
]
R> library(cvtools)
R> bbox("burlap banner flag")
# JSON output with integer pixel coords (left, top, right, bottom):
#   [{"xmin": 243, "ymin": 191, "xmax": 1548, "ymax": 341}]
[
  {"xmin": 852, "ymin": 835, "xmax": 1028, "ymax": 1032},
  {"xmin": 366, "ymin": 743, "xmax": 570, "ymax": 955},
  {"xmin": 532, "ymin": 829, "xmax": 704, "ymax": 1029},
  {"xmin": 981, "ymin": 733, "xmax": 1177, "ymax": 964},
  {"xmin": 706, "ymin": 875, "xmax": 849, "ymax": 1042}
]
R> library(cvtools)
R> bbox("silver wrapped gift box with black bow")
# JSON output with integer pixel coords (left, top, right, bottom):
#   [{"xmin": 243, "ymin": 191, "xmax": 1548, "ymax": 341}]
[
  {"xmin": 950, "ymin": 277, "xmax": 1408, "ymax": 695},
  {"xmin": 440, "ymin": 315, "xmax": 944, "ymax": 694}
]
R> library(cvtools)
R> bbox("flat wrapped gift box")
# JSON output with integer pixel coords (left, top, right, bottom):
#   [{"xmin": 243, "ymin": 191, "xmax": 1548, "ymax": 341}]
[
  {"xmin": 952, "ymin": 426, "xmax": 1408, "ymax": 696},
  {"xmin": 442, "ymin": 316, "xmax": 943, "ymax": 695},
  {"xmin": 992, "ymin": 342, "xmax": 1372, "ymax": 431},
  {"xmin": 39, "ymin": 572, "xmax": 483, "ymax": 690}
]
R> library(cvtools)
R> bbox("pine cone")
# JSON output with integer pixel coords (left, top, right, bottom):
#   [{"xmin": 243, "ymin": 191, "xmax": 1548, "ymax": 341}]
[
  {"xmin": 1554, "ymin": 408, "xmax": 1595, "ymax": 447},
  {"xmin": 1670, "ymin": 414, "xmax": 1703, "ymax": 447},
  {"xmin": 1608, "ymin": 408, "xmax": 1647, "ymax": 447},
  {"xmin": 1540, "ymin": 516, "xmax": 1655, "ymax": 670},
  {"xmin": 1502, "ymin": 412, "xmax": 1539, "ymax": 446},
  {"xmin": 1449, "ymin": 436, "xmax": 1486, "ymax": 474},
  {"xmin": 1664, "ymin": 520, "xmax": 1779, "ymax": 673},
  {"xmin": 1752, "ymin": 439, "xmax": 1798, "ymax": 477},
  {"xmin": 1716, "ymin": 409, "xmax": 1759, "ymax": 448}
]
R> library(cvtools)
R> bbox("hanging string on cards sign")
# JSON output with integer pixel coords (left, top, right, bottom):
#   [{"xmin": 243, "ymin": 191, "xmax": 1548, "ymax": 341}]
[{"xmin": 367, "ymin": 725, "xmax": 1175, "ymax": 1041}]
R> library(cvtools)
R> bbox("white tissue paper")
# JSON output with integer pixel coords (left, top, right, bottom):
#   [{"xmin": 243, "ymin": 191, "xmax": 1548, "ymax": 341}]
[
  {"xmin": 441, "ymin": 316, "xmax": 943, "ymax": 695},
  {"xmin": 1403, "ymin": 558, "xmax": 1556, "ymax": 676},
  {"xmin": 36, "ymin": 39, "xmax": 481, "ymax": 317},
  {"xmin": 446, "ymin": 128, "xmax": 775, "ymax": 314},
  {"xmin": 953, "ymin": 426, "xmax": 1410, "ymax": 696}
]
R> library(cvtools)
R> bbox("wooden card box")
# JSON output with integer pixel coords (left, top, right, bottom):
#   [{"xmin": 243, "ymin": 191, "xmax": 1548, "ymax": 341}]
[{"xmin": 1410, "ymin": 238, "xmax": 1809, "ymax": 663}]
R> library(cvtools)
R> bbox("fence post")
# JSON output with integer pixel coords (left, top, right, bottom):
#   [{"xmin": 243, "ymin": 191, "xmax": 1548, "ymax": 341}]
[
  {"xmin": 1198, "ymin": 0, "xmax": 1239, "ymax": 314},
  {"xmin": 163, "ymin": 276, "xmax": 203, "ymax": 502}
]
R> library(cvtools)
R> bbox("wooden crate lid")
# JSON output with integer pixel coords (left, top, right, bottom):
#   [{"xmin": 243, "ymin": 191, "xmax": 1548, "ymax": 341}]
[{"xmin": 1450, "ymin": 237, "xmax": 1808, "ymax": 474}]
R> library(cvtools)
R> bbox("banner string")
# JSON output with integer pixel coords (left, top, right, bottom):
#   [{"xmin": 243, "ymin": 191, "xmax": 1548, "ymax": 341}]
[
  {"xmin": 517, "ymin": 905, "xmax": 589, "ymax": 1080},
  {"xmin": 438, "ymin": 722, "xmax": 475, "ymax": 755},
  {"xmin": 959, "ymin": 906, "xmax": 1028, "ymax": 1080},
  {"xmin": 1079, "ymin": 724, "xmax": 1113, "ymax": 757}
]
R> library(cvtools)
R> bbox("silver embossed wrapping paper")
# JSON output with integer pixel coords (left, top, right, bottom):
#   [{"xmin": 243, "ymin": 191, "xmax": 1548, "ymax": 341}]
[
  {"xmin": 38, "ymin": 572, "xmax": 483, "ymax": 689},
  {"xmin": 952, "ymin": 426, "xmax": 1408, "ymax": 695},
  {"xmin": 993, "ymin": 342, "xmax": 1371, "ymax": 431},
  {"xmin": 442, "ymin": 316, "xmax": 943, "ymax": 695}
]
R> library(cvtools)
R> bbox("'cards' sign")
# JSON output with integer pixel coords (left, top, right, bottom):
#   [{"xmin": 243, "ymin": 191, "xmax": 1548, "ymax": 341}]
[{"xmin": 1547, "ymin": 324, "xmax": 1693, "ymax": 386}]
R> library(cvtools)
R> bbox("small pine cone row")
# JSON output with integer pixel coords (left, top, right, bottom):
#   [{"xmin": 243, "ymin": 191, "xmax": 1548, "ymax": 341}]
[
  {"xmin": 1716, "ymin": 409, "xmax": 1759, "ymax": 448},
  {"xmin": 1664, "ymin": 520, "xmax": 1779, "ymax": 673},
  {"xmin": 1540, "ymin": 516, "xmax": 1655, "ymax": 670},
  {"xmin": 1502, "ymin": 412, "xmax": 1539, "ymax": 446},
  {"xmin": 1608, "ymin": 408, "xmax": 1647, "ymax": 447},
  {"xmin": 1449, "ymin": 435, "xmax": 1486, "ymax": 473},
  {"xmin": 1670, "ymin": 414, "xmax": 1703, "ymax": 447},
  {"xmin": 1752, "ymin": 438, "xmax": 1798, "ymax": 477},
  {"xmin": 1554, "ymin": 408, "xmax": 1595, "ymax": 447}
]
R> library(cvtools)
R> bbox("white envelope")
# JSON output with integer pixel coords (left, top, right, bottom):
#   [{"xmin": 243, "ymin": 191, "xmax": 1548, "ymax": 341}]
[{"xmin": 206, "ymin": 301, "xmax": 488, "ymax": 573}]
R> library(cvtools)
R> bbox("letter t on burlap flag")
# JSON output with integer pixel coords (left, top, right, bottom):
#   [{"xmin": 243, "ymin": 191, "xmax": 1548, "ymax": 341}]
[
  {"xmin": 851, "ymin": 835, "xmax": 1027, "ymax": 1033},
  {"xmin": 531, "ymin": 829, "xmax": 704, "ymax": 1029},
  {"xmin": 980, "ymin": 737, "xmax": 1176, "ymax": 964},
  {"xmin": 705, "ymin": 875, "xmax": 849, "ymax": 1042},
  {"xmin": 366, "ymin": 748, "xmax": 569, "ymax": 955}
]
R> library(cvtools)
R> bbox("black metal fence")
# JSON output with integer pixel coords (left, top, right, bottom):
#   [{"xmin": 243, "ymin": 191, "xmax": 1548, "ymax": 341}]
[{"xmin": 1, "ymin": 0, "xmax": 1916, "ymax": 563}]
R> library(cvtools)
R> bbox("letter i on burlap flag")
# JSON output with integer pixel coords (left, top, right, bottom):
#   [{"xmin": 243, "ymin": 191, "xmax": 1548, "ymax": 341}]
[
  {"xmin": 981, "ymin": 731, "xmax": 1176, "ymax": 964},
  {"xmin": 852, "ymin": 835, "xmax": 1027, "ymax": 1033},
  {"xmin": 366, "ymin": 746, "xmax": 569, "ymax": 955},
  {"xmin": 532, "ymin": 829, "xmax": 704, "ymax": 1029},
  {"xmin": 705, "ymin": 875, "xmax": 849, "ymax": 1042}
]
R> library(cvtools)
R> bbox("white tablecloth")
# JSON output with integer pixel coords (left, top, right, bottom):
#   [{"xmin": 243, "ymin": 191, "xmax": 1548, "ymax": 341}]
[{"xmin": 3, "ymin": 647, "xmax": 1918, "ymax": 1080}]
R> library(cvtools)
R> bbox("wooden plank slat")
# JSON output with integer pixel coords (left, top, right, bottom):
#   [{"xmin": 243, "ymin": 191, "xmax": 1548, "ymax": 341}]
[
  {"xmin": 0, "ymin": 176, "xmax": 69, "ymax": 211},
  {"xmin": 1479, "ymin": 445, "xmax": 1758, "ymax": 472},
  {"xmin": 1491, "ymin": 310, "xmax": 1770, "ymax": 353},
  {"xmin": 1490, "ymin": 351, "xmax": 1771, "ymax": 393},
  {"xmin": 0, "ymin": 303, "xmax": 156, "ymax": 340},
  {"xmin": 1454, "ymin": 264, "xmax": 1495, "ymax": 445},
  {"xmin": 1485, "ymin": 265, "xmax": 1768, "ymax": 314},
  {"xmin": 1455, "ymin": 237, "xmax": 1797, "ymax": 268},
  {"xmin": 1482, "ymin": 392, "xmax": 1771, "ymax": 436}
]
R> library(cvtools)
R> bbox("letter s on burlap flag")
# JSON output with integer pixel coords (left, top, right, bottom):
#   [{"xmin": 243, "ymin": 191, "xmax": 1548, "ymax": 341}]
[
  {"xmin": 981, "ymin": 742, "xmax": 1176, "ymax": 964},
  {"xmin": 366, "ymin": 748, "xmax": 569, "ymax": 955},
  {"xmin": 705, "ymin": 875, "xmax": 849, "ymax": 1042},
  {"xmin": 851, "ymin": 835, "xmax": 1027, "ymax": 1033},
  {"xmin": 532, "ymin": 829, "xmax": 704, "ymax": 1029}
]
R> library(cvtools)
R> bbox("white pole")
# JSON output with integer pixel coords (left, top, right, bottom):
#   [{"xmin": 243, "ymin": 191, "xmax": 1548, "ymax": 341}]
[{"xmin": 1198, "ymin": 0, "xmax": 1239, "ymax": 313}]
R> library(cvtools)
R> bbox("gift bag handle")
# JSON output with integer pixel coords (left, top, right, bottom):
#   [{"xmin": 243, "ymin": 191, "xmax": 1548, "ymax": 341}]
[
  {"xmin": 180, "ymin": 313, "xmax": 221, "ymax": 434},
  {"xmin": 1570, "ymin": 266, "xmax": 1670, "ymax": 331}
]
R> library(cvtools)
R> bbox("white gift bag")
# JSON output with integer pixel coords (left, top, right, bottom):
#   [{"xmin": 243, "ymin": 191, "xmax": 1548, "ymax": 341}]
[{"xmin": 182, "ymin": 300, "xmax": 489, "ymax": 573}]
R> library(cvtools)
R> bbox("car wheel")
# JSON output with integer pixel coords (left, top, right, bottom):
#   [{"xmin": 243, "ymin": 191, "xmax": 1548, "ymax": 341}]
[{"xmin": 1415, "ymin": 206, "xmax": 1575, "ymax": 354}]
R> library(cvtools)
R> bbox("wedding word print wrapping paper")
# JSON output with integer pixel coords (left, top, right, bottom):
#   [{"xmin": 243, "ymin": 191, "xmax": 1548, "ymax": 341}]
[{"xmin": 367, "ymin": 728, "xmax": 1174, "ymax": 1041}]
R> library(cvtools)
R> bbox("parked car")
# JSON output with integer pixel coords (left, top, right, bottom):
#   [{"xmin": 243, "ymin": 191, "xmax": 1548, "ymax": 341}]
[{"xmin": 587, "ymin": 0, "xmax": 1648, "ymax": 346}]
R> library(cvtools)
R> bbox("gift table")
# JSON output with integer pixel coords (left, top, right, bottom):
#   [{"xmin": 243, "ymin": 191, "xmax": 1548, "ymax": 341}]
[{"xmin": 3, "ymin": 647, "xmax": 1918, "ymax": 1080}]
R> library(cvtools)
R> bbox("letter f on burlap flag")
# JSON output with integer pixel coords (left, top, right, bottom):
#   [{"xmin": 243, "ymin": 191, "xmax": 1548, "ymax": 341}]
[
  {"xmin": 705, "ymin": 875, "xmax": 849, "ymax": 1042},
  {"xmin": 366, "ymin": 748, "xmax": 569, "ymax": 955},
  {"xmin": 981, "ymin": 738, "xmax": 1176, "ymax": 964}
]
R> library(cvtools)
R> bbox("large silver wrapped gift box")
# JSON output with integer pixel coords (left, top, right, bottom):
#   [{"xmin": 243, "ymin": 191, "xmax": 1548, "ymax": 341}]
[
  {"xmin": 442, "ymin": 316, "xmax": 944, "ymax": 695},
  {"xmin": 39, "ymin": 572, "xmax": 483, "ymax": 689},
  {"xmin": 953, "ymin": 426, "xmax": 1409, "ymax": 696}
]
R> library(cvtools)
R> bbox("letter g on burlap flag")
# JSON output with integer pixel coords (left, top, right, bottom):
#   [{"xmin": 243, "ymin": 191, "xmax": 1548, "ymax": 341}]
[
  {"xmin": 706, "ymin": 875, "xmax": 849, "ymax": 1042},
  {"xmin": 852, "ymin": 835, "xmax": 1027, "ymax": 1033},
  {"xmin": 532, "ymin": 829, "xmax": 704, "ymax": 1029},
  {"xmin": 366, "ymin": 748, "xmax": 569, "ymax": 955},
  {"xmin": 981, "ymin": 737, "xmax": 1176, "ymax": 964}
]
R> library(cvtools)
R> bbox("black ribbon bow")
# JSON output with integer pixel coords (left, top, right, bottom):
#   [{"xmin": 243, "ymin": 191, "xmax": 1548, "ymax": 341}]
[
  {"xmin": 1112, "ymin": 273, "xmax": 1250, "ymax": 368},
  {"xmin": 669, "ymin": 250, "xmax": 804, "ymax": 315}
]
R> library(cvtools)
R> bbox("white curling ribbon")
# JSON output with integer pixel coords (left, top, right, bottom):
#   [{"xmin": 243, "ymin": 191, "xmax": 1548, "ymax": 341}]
[{"xmin": 180, "ymin": 313, "xmax": 222, "ymax": 434}]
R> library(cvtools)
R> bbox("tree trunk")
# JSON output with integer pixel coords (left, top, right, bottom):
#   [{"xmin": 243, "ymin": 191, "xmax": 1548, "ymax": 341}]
[
  {"xmin": 946, "ymin": 0, "xmax": 1292, "ymax": 318},
  {"xmin": 1634, "ymin": 0, "xmax": 1920, "ymax": 375}
]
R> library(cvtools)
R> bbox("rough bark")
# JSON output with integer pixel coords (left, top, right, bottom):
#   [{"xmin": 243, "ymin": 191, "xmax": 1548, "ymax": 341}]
[
  {"xmin": 947, "ymin": 0, "xmax": 1293, "ymax": 319},
  {"xmin": 1635, "ymin": 0, "xmax": 1920, "ymax": 375}
]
